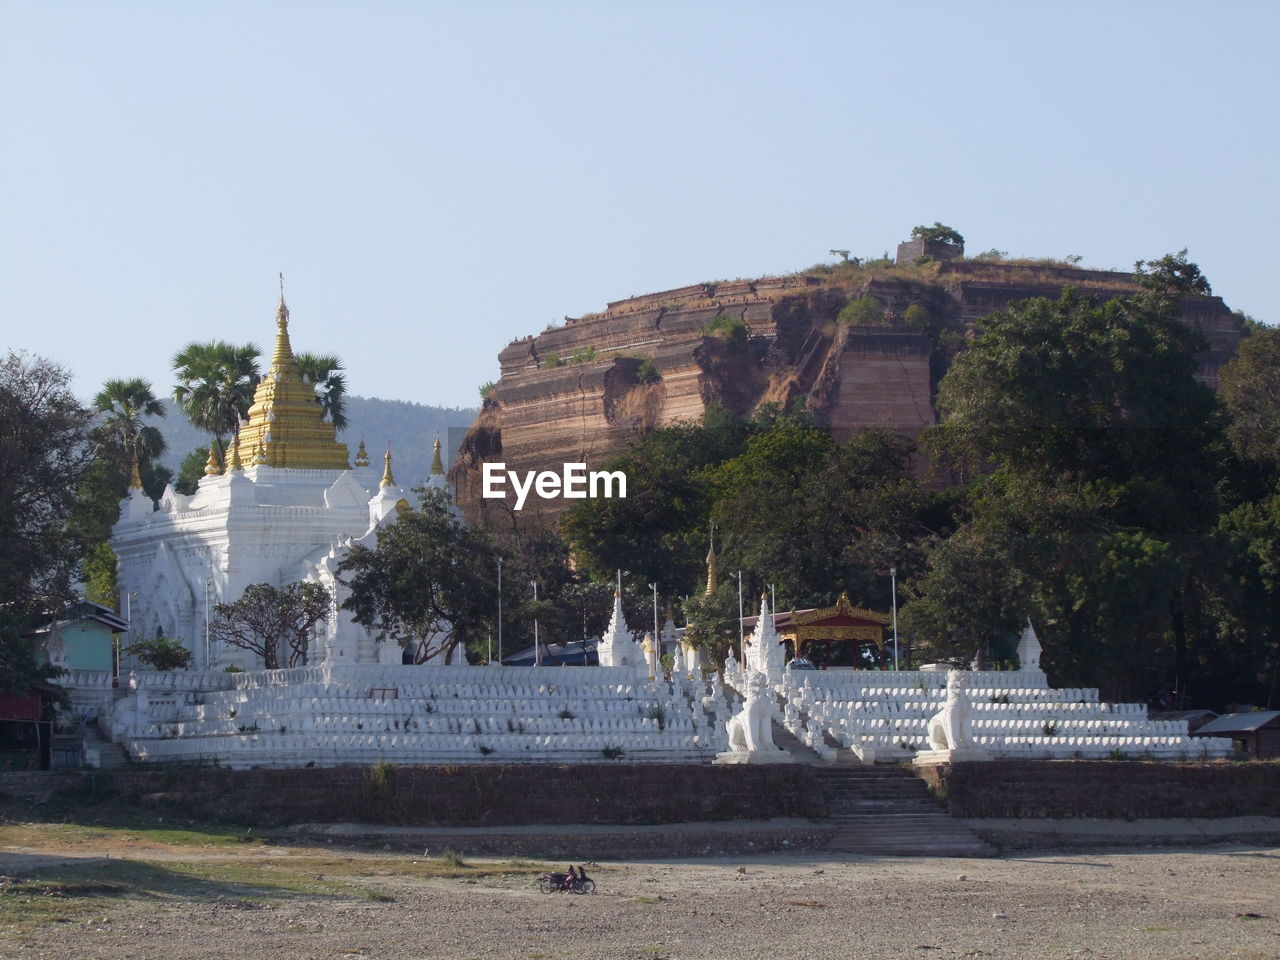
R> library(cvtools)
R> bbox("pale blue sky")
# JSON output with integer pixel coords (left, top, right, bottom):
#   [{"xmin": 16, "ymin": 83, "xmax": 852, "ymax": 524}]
[{"xmin": 2, "ymin": 0, "xmax": 1276, "ymax": 409}]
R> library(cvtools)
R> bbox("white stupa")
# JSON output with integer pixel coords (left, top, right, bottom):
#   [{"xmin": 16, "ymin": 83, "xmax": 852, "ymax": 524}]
[{"xmin": 112, "ymin": 288, "xmax": 442, "ymax": 670}]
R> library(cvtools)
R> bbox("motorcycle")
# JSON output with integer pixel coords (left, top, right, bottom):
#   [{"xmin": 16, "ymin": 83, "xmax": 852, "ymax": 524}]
[{"xmin": 536, "ymin": 867, "xmax": 596, "ymax": 894}]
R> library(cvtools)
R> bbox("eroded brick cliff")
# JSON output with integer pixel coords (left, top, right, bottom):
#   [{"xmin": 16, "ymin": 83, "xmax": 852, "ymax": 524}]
[{"xmin": 452, "ymin": 260, "xmax": 1242, "ymax": 523}]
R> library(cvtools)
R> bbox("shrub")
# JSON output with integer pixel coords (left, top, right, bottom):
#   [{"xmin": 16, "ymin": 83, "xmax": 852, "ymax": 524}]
[
  {"xmin": 703, "ymin": 313, "xmax": 748, "ymax": 346},
  {"xmin": 646, "ymin": 704, "xmax": 667, "ymax": 731},
  {"xmin": 635, "ymin": 357, "xmax": 661, "ymax": 384},
  {"xmin": 838, "ymin": 296, "xmax": 884, "ymax": 327},
  {"xmin": 602, "ymin": 745, "xmax": 625, "ymax": 759},
  {"xmin": 541, "ymin": 352, "xmax": 563, "ymax": 368},
  {"xmin": 1041, "ymin": 721, "xmax": 1058, "ymax": 737},
  {"xmin": 124, "ymin": 636, "xmax": 193, "ymax": 671},
  {"xmin": 479, "ymin": 380, "xmax": 496, "ymax": 400},
  {"xmin": 440, "ymin": 850, "xmax": 467, "ymax": 868}
]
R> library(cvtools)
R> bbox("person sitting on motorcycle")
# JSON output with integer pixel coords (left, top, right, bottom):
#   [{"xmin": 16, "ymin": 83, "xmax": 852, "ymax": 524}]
[{"xmin": 561, "ymin": 865, "xmax": 578, "ymax": 891}]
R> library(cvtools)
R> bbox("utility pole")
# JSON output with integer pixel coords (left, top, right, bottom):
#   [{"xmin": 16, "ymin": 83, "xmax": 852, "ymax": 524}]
[
  {"xmin": 204, "ymin": 573, "xmax": 211, "ymax": 670},
  {"xmin": 890, "ymin": 565, "xmax": 900, "ymax": 671},
  {"xmin": 496, "ymin": 557, "xmax": 503, "ymax": 664},
  {"xmin": 649, "ymin": 582, "xmax": 659, "ymax": 660},
  {"xmin": 736, "ymin": 571, "xmax": 744, "ymax": 662},
  {"xmin": 532, "ymin": 580, "xmax": 540, "ymax": 667}
]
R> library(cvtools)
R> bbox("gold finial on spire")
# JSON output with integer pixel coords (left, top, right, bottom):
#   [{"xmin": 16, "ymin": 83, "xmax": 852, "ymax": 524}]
[
  {"xmin": 354, "ymin": 438, "xmax": 370, "ymax": 468},
  {"xmin": 380, "ymin": 443, "xmax": 396, "ymax": 487},
  {"xmin": 203, "ymin": 445, "xmax": 223, "ymax": 476},
  {"xmin": 430, "ymin": 432, "xmax": 444, "ymax": 475},
  {"xmin": 253, "ymin": 438, "xmax": 267, "ymax": 464},
  {"xmin": 129, "ymin": 449, "xmax": 144, "ymax": 490},
  {"xmin": 226, "ymin": 432, "xmax": 243, "ymax": 471},
  {"xmin": 276, "ymin": 271, "xmax": 289, "ymax": 329},
  {"xmin": 704, "ymin": 524, "xmax": 718, "ymax": 596}
]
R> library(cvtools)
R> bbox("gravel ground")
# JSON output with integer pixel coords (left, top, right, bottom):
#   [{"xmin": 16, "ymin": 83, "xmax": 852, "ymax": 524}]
[{"xmin": 4, "ymin": 843, "xmax": 1279, "ymax": 960}]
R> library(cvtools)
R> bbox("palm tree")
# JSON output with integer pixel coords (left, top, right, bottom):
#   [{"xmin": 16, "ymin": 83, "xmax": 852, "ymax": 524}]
[
  {"xmin": 296, "ymin": 352, "xmax": 348, "ymax": 432},
  {"xmin": 171, "ymin": 341, "xmax": 261, "ymax": 460},
  {"xmin": 92, "ymin": 377, "xmax": 167, "ymax": 472}
]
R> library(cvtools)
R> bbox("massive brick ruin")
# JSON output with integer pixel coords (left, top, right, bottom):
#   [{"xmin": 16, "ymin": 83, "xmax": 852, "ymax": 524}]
[{"xmin": 451, "ymin": 249, "xmax": 1243, "ymax": 523}]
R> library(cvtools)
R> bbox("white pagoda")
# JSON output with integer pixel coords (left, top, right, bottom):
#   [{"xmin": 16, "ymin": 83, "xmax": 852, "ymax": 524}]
[{"xmin": 112, "ymin": 291, "xmax": 447, "ymax": 670}]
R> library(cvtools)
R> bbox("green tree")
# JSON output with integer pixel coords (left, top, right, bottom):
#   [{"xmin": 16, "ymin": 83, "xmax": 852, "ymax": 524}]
[
  {"xmin": 560, "ymin": 409, "xmax": 750, "ymax": 596},
  {"xmin": 296, "ymin": 352, "xmax": 348, "ymax": 432},
  {"xmin": 338, "ymin": 488, "xmax": 497, "ymax": 663},
  {"xmin": 910, "ymin": 222, "xmax": 964, "ymax": 249},
  {"xmin": 0, "ymin": 352, "xmax": 94, "ymax": 691},
  {"xmin": 91, "ymin": 377, "xmax": 167, "ymax": 476},
  {"xmin": 171, "ymin": 341, "xmax": 260, "ymax": 461},
  {"xmin": 680, "ymin": 581, "xmax": 740, "ymax": 654},
  {"xmin": 175, "ymin": 447, "xmax": 210, "ymax": 496},
  {"xmin": 124, "ymin": 636, "xmax": 194, "ymax": 671},
  {"xmin": 838, "ymin": 296, "xmax": 885, "ymax": 327},
  {"xmin": 1220, "ymin": 324, "xmax": 1280, "ymax": 472},
  {"xmin": 912, "ymin": 267, "xmax": 1226, "ymax": 698},
  {"xmin": 209, "ymin": 581, "xmax": 332, "ymax": 670},
  {"xmin": 928, "ymin": 287, "xmax": 1219, "ymax": 507}
]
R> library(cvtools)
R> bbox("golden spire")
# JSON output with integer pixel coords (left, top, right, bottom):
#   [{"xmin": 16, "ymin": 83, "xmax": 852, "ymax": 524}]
[
  {"xmin": 226, "ymin": 434, "xmax": 243, "ymax": 471},
  {"xmin": 232, "ymin": 279, "xmax": 350, "ymax": 470},
  {"xmin": 430, "ymin": 432, "xmax": 444, "ymax": 475},
  {"xmin": 129, "ymin": 450, "xmax": 144, "ymax": 490},
  {"xmin": 354, "ymin": 438, "xmax": 370, "ymax": 468},
  {"xmin": 203, "ymin": 445, "xmax": 223, "ymax": 476},
  {"xmin": 271, "ymin": 272, "xmax": 296, "ymax": 370},
  {"xmin": 380, "ymin": 443, "xmax": 396, "ymax": 487},
  {"xmin": 704, "ymin": 525, "xmax": 719, "ymax": 596}
]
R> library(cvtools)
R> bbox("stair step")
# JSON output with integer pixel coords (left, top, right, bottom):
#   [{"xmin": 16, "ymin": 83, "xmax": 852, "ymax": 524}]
[{"xmin": 812, "ymin": 760, "xmax": 995, "ymax": 858}]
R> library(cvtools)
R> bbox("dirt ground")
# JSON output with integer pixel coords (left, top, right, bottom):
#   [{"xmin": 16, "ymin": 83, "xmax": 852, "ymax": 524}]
[{"xmin": 1, "ymin": 823, "xmax": 1278, "ymax": 960}]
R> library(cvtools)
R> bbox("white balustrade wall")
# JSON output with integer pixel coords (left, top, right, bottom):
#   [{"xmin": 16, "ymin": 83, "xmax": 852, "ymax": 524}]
[
  {"xmin": 777, "ymin": 669, "xmax": 1233, "ymax": 761},
  {"xmin": 106, "ymin": 663, "xmax": 732, "ymax": 768}
]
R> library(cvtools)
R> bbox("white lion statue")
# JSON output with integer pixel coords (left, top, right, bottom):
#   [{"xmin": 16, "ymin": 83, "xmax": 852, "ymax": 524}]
[
  {"xmin": 726, "ymin": 671, "xmax": 779, "ymax": 753},
  {"xmin": 926, "ymin": 670, "xmax": 974, "ymax": 752}
]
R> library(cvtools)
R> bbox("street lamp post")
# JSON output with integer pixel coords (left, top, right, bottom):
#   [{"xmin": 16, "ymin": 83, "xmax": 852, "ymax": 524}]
[
  {"xmin": 890, "ymin": 565, "xmax": 900, "ymax": 671},
  {"xmin": 204, "ymin": 573, "xmax": 212, "ymax": 670},
  {"xmin": 532, "ymin": 580, "xmax": 540, "ymax": 666},
  {"xmin": 736, "ymin": 571, "xmax": 744, "ymax": 662},
  {"xmin": 496, "ymin": 558, "xmax": 503, "ymax": 664},
  {"xmin": 649, "ymin": 582, "xmax": 659, "ymax": 661}
]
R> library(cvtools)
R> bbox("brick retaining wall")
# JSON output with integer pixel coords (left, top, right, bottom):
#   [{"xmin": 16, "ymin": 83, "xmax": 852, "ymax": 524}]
[
  {"xmin": 75, "ymin": 763, "xmax": 827, "ymax": 828},
  {"xmin": 917, "ymin": 760, "xmax": 1280, "ymax": 819}
]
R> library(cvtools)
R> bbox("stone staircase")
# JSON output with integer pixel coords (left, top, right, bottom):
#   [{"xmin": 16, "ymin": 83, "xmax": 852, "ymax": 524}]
[
  {"xmin": 813, "ymin": 765, "xmax": 995, "ymax": 858},
  {"xmin": 83, "ymin": 720, "xmax": 131, "ymax": 769}
]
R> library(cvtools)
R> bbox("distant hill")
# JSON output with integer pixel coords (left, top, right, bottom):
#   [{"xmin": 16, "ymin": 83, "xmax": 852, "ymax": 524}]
[{"xmin": 153, "ymin": 396, "xmax": 477, "ymax": 491}]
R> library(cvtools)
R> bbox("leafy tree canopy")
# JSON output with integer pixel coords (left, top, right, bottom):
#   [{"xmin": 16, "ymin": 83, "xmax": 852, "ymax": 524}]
[
  {"xmin": 296, "ymin": 352, "xmax": 348, "ymax": 432},
  {"xmin": 338, "ymin": 488, "xmax": 496, "ymax": 663},
  {"xmin": 209, "ymin": 581, "xmax": 331, "ymax": 670},
  {"xmin": 910, "ymin": 222, "xmax": 964, "ymax": 248},
  {"xmin": 171, "ymin": 341, "xmax": 260, "ymax": 459},
  {"xmin": 0, "ymin": 352, "xmax": 94, "ymax": 691},
  {"xmin": 125, "ymin": 635, "xmax": 194, "ymax": 671},
  {"xmin": 1220, "ymin": 324, "xmax": 1280, "ymax": 473}
]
